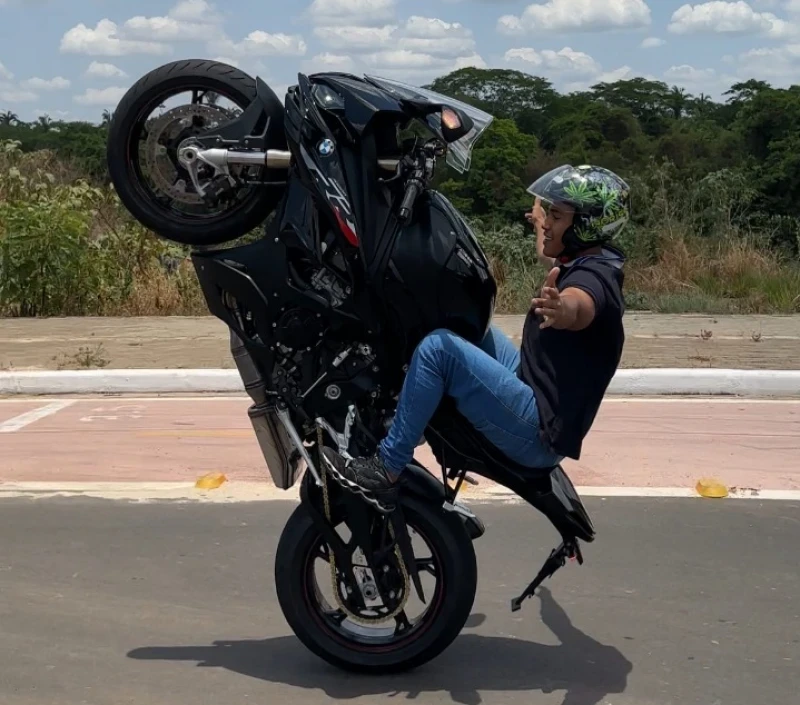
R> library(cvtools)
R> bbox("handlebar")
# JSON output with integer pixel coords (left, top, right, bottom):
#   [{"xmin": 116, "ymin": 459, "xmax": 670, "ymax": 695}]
[{"xmin": 398, "ymin": 178, "xmax": 423, "ymax": 223}]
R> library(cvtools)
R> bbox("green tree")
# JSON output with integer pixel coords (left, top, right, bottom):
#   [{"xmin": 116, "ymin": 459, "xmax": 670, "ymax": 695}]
[
  {"xmin": 588, "ymin": 77, "xmax": 672, "ymax": 136},
  {"xmin": 0, "ymin": 110, "xmax": 19, "ymax": 126},
  {"xmin": 437, "ymin": 118, "xmax": 538, "ymax": 223}
]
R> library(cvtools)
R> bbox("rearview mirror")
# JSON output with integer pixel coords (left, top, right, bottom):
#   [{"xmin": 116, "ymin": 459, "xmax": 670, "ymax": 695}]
[{"xmin": 440, "ymin": 106, "xmax": 474, "ymax": 143}]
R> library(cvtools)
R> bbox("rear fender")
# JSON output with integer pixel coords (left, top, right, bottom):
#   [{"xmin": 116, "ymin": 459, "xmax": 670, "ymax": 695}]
[{"xmin": 195, "ymin": 76, "xmax": 286, "ymax": 150}]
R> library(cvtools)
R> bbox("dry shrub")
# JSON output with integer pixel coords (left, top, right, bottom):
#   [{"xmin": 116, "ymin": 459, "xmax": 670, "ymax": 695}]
[
  {"xmin": 627, "ymin": 232, "xmax": 800, "ymax": 313},
  {"xmin": 116, "ymin": 261, "xmax": 206, "ymax": 316}
]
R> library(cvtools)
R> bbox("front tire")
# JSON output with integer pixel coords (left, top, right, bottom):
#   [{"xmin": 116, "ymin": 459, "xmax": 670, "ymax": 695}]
[
  {"xmin": 107, "ymin": 59, "xmax": 286, "ymax": 246},
  {"xmin": 275, "ymin": 495, "xmax": 477, "ymax": 673}
]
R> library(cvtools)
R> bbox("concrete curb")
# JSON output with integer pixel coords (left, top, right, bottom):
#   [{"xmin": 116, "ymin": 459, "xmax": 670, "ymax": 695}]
[{"xmin": 2, "ymin": 368, "xmax": 800, "ymax": 397}]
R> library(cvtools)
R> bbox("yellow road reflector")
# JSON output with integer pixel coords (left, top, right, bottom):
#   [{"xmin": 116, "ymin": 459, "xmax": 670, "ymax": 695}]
[
  {"xmin": 696, "ymin": 478, "xmax": 728, "ymax": 498},
  {"xmin": 195, "ymin": 472, "xmax": 227, "ymax": 490}
]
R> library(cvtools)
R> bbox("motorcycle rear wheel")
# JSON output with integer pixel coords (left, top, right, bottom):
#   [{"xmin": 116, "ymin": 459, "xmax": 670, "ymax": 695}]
[
  {"xmin": 107, "ymin": 59, "xmax": 285, "ymax": 246},
  {"xmin": 275, "ymin": 495, "xmax": 477, "ymax": 673}
]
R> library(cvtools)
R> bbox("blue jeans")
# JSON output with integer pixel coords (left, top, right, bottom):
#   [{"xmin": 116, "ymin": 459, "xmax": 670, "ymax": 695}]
[{"xmin": 378, "ymin": 325, "xmax": 563, "ymax": 475}]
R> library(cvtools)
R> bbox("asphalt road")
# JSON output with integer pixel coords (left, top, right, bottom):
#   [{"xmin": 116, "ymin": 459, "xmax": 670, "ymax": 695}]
[{"xmin": 1, "ymin": 497, "xmax": 797, "ymax": 705}]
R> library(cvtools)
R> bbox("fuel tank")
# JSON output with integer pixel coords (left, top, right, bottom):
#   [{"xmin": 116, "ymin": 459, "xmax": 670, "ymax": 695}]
[{"xmin": 382, "ymin": 190, "xmax": 497, "ymax": 355}]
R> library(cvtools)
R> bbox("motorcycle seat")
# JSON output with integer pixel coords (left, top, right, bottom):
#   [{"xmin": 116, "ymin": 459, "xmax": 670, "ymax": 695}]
[{"xmin": 426, "ymin": 396, "xmax": 557, "ymax": 485}]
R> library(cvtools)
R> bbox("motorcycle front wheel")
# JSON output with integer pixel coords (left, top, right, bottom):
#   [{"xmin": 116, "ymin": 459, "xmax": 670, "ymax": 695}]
[{"xmin": 275, "ymin": 495, "xmax": 477, "ymax": 673}]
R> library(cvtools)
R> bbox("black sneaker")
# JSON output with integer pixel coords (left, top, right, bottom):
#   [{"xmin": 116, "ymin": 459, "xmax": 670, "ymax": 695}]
[{"xmin": 320, "ymin": 447, "xmax": 399, "ymax": 512}]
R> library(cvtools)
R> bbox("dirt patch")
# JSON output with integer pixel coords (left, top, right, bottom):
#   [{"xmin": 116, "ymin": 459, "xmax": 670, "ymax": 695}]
[{"xmin": 1, "ymin": 313, "xmax": 798, "ymax": 371}]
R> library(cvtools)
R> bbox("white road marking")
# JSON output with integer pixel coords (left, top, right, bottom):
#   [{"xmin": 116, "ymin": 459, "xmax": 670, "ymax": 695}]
[
  {"xmin": 0, "ymin": 400, "xmax": 75, "ymax": 433},
  {"xmin": 0, "ymin": 481, "xmax": 797, "ymax": 502}
]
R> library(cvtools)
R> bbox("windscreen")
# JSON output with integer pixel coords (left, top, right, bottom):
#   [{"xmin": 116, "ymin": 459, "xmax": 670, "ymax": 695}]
[{"xmin": 365, "ymin": 75, "xmax": 494, "ymax": 173}]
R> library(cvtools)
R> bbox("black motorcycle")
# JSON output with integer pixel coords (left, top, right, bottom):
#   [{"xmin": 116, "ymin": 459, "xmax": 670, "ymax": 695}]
[{"xmin": 106, "ymin": 59, "xmax": 595, "ymax": 673}]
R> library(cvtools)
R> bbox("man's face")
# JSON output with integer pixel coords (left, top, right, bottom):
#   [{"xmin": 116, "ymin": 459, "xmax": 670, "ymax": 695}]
[{"xmin": 541, "ymin": 202, "xmax": 575, "ymax": 258}]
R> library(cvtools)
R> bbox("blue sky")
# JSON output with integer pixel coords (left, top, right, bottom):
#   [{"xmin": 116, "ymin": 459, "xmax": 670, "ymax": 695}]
[{"xmin": 2, "ymin": 0, "xmax": 800, "ymax": 122}]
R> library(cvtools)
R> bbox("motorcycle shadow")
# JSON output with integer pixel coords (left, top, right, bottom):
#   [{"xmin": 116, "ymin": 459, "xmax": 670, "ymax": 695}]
[{"xmin": 127, "ymin": 587, "xmax": 632, "ymax": 705}]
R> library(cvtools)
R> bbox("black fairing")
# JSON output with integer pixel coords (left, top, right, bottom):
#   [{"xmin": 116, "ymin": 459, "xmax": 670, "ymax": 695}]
[{"xmin": 382, "ymin": 190, "xmax": 496, "ymax": 357}]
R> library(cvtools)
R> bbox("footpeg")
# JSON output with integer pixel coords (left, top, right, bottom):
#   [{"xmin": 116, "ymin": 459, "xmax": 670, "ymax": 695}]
[{"xmin": 510, "ymin": 539, "xmax": 583, "ymax": 612}]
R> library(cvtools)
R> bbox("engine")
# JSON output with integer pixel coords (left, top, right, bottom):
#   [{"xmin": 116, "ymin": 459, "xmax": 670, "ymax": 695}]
[{"xmin": 269, "ymin": 303, "xmax": 381, "ymax": 418}]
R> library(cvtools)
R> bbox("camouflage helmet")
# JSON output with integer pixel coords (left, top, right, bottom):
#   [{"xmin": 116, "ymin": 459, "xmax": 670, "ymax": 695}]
[{"xmin": 527, "ymin": 164, "xmax": 631, "ymax": 257}]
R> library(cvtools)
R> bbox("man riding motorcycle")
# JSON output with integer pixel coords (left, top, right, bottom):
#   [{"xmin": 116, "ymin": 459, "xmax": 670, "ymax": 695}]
[{"xmin": 322, "ymin": 164, "xmax": 630, "ymax": 511}]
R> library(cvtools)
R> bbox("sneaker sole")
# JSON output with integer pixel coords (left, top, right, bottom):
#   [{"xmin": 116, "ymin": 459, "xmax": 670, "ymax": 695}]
[{"xmin": 319, "ymin": 452, "xmax": 397, "ymax": 514}]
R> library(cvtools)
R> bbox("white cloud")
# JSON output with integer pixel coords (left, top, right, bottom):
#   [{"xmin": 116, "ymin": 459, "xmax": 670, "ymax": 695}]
[
  {"xmin": 314, "ymin": 16, "xmax": 476, "ymax": 60},
  {"xmin": 0, "ymin": 87, "xmax": 38, "ymax": 103},
  {"xmin": 123, "ymin": 16, "xmax": 217, "ymax": 41},
  {"xmin": 169, "ymin": 0, "xmax": 221, "ymax": 22},
  {"xmin": 306, "ymin": 0, "xmax": 396, "ymax": 26},
  {"xmin": 640, "ymin": 36, "xmax": 666, "ymax": 47},
  {"xmin": 301, "ymin": 53, "xmax": 356, "ymax": 73},
  {"xmin": 211, "ymin": 56, "xmax": 240, "ymax": 67},
  {"xmin": 504, "ymin": 47, "xmax": 602, "ymax": 76},
  {"xmin": 0, "ymin": 61, "xmax": 12, "ymax": 81},
  {"xmin": 313, "ymin": 25, "xmax": 397, "ymax": 51},
  {"xmin": 73, "ymin": 86, "xmax": 127, "ymax": 106},
  {"xmin": 668, "ymin": 2, "xmax": 796, "ymax": 38},
  {"xmin": 209, "ymin": 31, "xmax": 307, "ymax": 57},
  {"xmin": 21, "ymin": 76, "xmax": 71, "ymax": 90},
  {"xmin": 359, "ymin": 49, "xmax": 486, "ymax": 80},
  {"xmin": 595, "ymin": 66, "xmax": 639, "ymax": 83},
  {"xmin": 404, "ymin": 16, "xmax": 469, "ymax": 39},
  {"xmin": 396, "ymin": 16, "xmax": 476, "ymax": 56},
  {"xmin": 732, "ymin": 43, "xmax": 800, "ymax": 81},
  {"xmin": 498, "ymin": 0, "xmax": 651, "ymax": 34},
  {"xmin": 452, "ymin": 53, "xmax": 487, "ymax": 70},
  {"xmin": 85, "ymin": 61, "xmax": 127, "ymax": 79},
  {"xmin": 60, "ymin": 19, "xmax": 171, "ymax": 56},
  {"xmin": 122, "ymin": 0, "xmax": 222, "ymax": 42},
  {"xmin": 664, "ymin": 64, "xmax": 718, "ymax": 84}
]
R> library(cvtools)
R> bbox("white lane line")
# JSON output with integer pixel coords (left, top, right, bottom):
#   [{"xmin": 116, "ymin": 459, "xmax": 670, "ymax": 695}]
[
  {"xmin": 0, "ymin": 482, "xmax": 798, "ymax": 502},
  {"xmin": 0, "ymin": 400, "xmax": 75, "ymax": 433}
]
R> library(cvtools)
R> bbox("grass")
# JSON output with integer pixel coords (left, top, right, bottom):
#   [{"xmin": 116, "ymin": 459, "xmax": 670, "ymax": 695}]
[
  {"xmin": 624, "ymin": 235, "xmax": 800, "ymax": 315},
  {"xmin": 476, "ymin": 224, "xmax": 800, "ymax": 315}
]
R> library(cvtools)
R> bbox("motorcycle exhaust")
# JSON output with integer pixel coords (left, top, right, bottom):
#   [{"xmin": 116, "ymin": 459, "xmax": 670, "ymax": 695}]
[
  {"xmin": 181, "ymin": 146, "xmax": 398, "ymax": 172},
  {"xmin": 229, "ymin": 330, "xmax": 304, "ymax": 490}
]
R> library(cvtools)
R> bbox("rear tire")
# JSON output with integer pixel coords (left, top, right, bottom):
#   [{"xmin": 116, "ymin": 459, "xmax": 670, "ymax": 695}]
[
  {"xmin": 107, "ymin": 59, "xmax": 286, "ymax": 246},
  {"xmin": 275, "ymin": 495, "xmax": 477, "ymax": 673}
]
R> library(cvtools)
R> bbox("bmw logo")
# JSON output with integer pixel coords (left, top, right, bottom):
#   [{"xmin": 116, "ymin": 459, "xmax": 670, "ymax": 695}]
[{"xmin": 318, "ymin": 139, "xmax": 334, "ymax": 156}]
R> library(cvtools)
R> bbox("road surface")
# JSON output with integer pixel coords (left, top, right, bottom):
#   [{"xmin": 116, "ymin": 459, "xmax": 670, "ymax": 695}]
[{"xmin": 0, "ymin": 498, "xmax": 797, "ymax": 705}]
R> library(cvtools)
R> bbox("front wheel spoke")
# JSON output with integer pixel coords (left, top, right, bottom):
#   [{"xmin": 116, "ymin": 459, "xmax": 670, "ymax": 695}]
[
  {"xmin": 415, "ymin": 557, "xmax": 437, "ymax": 577},
  {"xmin": 394, "ymin": 610, "xmax": 412, "ymax": 635}
]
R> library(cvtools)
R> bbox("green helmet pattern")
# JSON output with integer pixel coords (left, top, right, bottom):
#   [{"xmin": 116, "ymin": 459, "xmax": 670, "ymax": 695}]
[{"xmin": 527, "ymin": 164, "xmax": 631, "ymax": 253}]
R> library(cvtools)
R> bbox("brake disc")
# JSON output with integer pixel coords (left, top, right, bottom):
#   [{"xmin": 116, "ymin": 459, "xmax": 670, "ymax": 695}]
[{"xmin": 143, "ymin": 103, "xmax": 232, "ymax": 205}]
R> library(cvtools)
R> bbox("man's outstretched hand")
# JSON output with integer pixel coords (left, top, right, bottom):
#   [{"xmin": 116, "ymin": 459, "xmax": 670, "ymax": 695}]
[
  {"xmin": 532, "ymin": 266, "xmax": 598, "ymax": 331},
  {"xmin": 532, "ymin": 267, "xmax": 562, "ymax": 329}
]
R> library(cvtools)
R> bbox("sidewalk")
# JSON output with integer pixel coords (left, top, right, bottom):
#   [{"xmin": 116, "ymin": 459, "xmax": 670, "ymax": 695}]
[{"xmin": 2, "ymin": 313, "xmax": 799, "ymax": 371}]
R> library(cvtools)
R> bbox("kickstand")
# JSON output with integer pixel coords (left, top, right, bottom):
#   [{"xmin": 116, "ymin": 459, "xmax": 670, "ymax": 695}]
[{"xmin": 510, "ymin": 538, "xmax": 583, "ymax": 612}]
